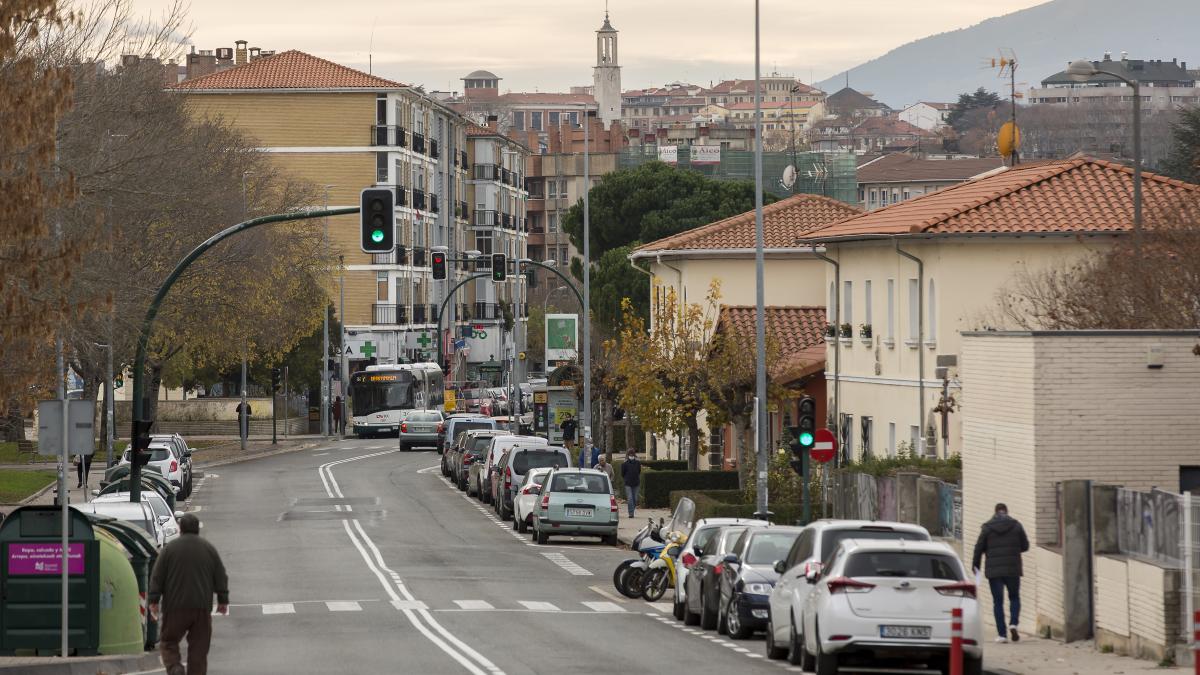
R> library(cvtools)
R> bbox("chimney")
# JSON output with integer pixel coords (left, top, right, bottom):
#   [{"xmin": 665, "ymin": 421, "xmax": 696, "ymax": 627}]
[
  {"xmin": 248, "ymin": 47, "xmax": 261, "ymax": 61},
  {"xmin": 1103, "ymin": 51, "xmax": 1112, "ymax": 61},
  {"xmin": 235, "ymin": 40, "xmax": 248, "ymax": 65},
  {"xmin": 1120, "ymin": 50, "xmax": 1128, "ymax": 62}
]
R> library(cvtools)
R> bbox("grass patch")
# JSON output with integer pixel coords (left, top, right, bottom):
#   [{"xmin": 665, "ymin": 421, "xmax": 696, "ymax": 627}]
[
  {"xmin": 0, "ymin": 442, "xmax": 54, "ymax": 464},
  {"xmin": 0, "ymin": 470, "xmax": 58, "ymax": 503}
]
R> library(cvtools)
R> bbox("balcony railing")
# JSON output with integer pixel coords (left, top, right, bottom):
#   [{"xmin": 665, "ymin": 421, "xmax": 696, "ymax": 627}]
[
  {"xmin": 430, "ymin": 194, "xmax": 439, "ymax": 214},
  {"xmin": 430, "ymin": 139, "xmax": 439, "ymax": 159},
  {"xmin": 411, "ymin": 246, "xmax": 427, "ymax": 267},
  {"xmin": 371, "ymin": 125, "xmax": 407, "ymax": 147},
  {"xmin": 474, "ymin": 302, "xmax": 500, "ymax": 320},
  {"xmin": 502, "ymin": 168, "xmax": 512, "ymax": 185},
  {"xmin": 412, "ymin": 304, "xmax": 438, "ymax": 324},
  {"xmin": 474, "ymin": 210, "xmax": 499, "ymax": 227},
  {"xmin": 473, "ymin": 164, "xmax": 501, "ymax": 181},
  {"xmin": 458, "ymin": 304, "xmax": 472, "ymax": 321},
  {"xmin": 459, "ymin": 150, "xmax": 468, "ymax": 169},
  {"xmin": 412, "ymin": 133, "xmax": 426, "ymax": 154},
  {"xmin": 373, "ymin": 303, "xmax": 407, "ymax": 325},
  {"xmin": 412, "ymin": 189, "xmax": 426, "ymax": 210},
  {"xmin": 501, "ymin": 213, "xmax": 512, "ymax": 229}
]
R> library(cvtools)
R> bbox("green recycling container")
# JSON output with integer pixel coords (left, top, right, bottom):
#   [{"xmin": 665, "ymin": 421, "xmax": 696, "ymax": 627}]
[{"xmin": 94, "ymin": 528, "xmax": 142, "ymax": 654}]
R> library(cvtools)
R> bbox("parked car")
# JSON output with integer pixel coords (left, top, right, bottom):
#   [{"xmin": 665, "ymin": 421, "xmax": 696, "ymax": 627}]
[
  {"xmin": 800, "ymin": 539, "xmax": 982, "ymax": 675},
  {"xmin": 511, "ymin": 467, "xmax": 553, "ymax": 533},
  {"xmin": 717, "ymin": 526, "xmax": 804, "ymax": 638},
  {"xmin": 460, "ymin": 386, "xmax": 486, "ymax": 414},
  {"xmin": 674, "ymin": 518, "xmax": 765, "ymax": 622},
  {"xmin": 440, "ymin": 415, "xmax": 496, "ymax": 468},
  {"xmin": 93, "ymin": 491, "xmax": 183, "ymax": 544},
  {"xmin": 768, "ymin": 520, "xmax": 932, "ymax": 663},
  {"xmin": 398, "ymin": 409, "xmax": 445, "ymax": 451},
  {"xmin": 471, "ymin": 435, "xmax": 547, "ymax": 504},
  {"xmin": 78, "ymin": 499, "xmax": 166, "ymax": 548},
  {"xmin": 490, "ymin": 445, "xmax": 573, "ymax": 520},
  {"xmin": 481, "ymin": 388, "xmax": 509, "ymax": 416},
  {"xmin": 455, "ymin": 430, "xmax": 507, "ymax": 493},
  {"xmin": 119, "ymin": 443, "xmax": 185, "ymax": 496},
  {"xmin": 531, "ymin": 468, "xmax": 618, "ymax": 546},
  {"xmin": 685, "ymin": 521, "xmax": 769, "ymax": 630},
  {"xmin": 438, "ymin": 413, "xmax": 488, "ymax": 458},
  {"xmin": 150, "ymin": 433, "xmax": 194, "ymax": 498}
]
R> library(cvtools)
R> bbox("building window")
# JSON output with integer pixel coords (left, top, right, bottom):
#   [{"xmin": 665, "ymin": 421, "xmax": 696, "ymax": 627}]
[
  {"xmin": 549, "ymin": 111, "xmax": 560, "ymax": 127},
  {"xmin": 376, "ymin": 152, "xmax": 388, "ymax": 183},
  {"xmin": 907, "ymin": 278, "xmax": 919, "ymax": 341},
  {"xmin": 548, "ymin": 213, "xmax": 559, "ymax": 232},
  {"xmin": 376, "ymin": 273, "xmax": 388, "ymax": 302},
  {"xmin": 828, "ymin": 282, "xmax": 837, "ymax": 326},
  {"xmin": 548, "ymin": 181, "xmax": 558, "ymax": 199},
  {"xmin": 888, "ymin": 422, "xmax": 896, "ymax": 457},
  {"xmin": 861, "ymin": 416, "xmax": 873, "ymax": 458},
  {"xmin": 927, "ymin": 279, "xmax": 937, "ymax": 342},
  {"xmin": 569, "ymin": 111, "xmax": 579, "ymax": 126},
  {"xmin": 910, "ymin": 425, "xmax": 921, "ymax": 454},
  {"xmin": 531, "ymin": 111, "xmax": 543, "ymax": 131},
  {"xmin": 886, "ymin": 278, "xmax": 895, "ymax": 341},
  {"xmin": 863, "ymin": 280, "xmax": 872, "ymax": 334},
  {"xmin": 840, "ymin": 414, "xmax": 853, "ymax": 463},
  {"xmin": 513, "ymin": 111, "xmax": 525, "ymax": 131},
  {"xmin": 842, "ymin": 281, "xmax": 853, "ymax": 331},
  {"xmin": 474, "ymin": 231, "xmax": 493, "ymax": 255}
]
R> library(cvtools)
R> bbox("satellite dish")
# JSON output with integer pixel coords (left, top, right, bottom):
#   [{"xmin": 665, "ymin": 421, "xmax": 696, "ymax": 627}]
[{"xmin": 781, "ymin": 164, "xmax": 797, "ymax": 189}]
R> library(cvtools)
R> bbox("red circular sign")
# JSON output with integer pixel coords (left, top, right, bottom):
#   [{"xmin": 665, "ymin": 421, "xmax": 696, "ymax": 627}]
[{"xmin": 811, "ymin": 428, "xmax": 838, "ymax": 463}]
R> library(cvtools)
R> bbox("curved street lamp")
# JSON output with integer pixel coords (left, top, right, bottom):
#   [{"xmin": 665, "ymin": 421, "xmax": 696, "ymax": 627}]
[{"xmin": 1066, "ymin": 59, "xmax": 1142, "ymax": 246}]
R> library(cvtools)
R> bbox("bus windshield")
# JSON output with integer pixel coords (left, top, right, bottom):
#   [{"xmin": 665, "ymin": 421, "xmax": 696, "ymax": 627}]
[{"xmin": 351, "ymin": 372, "xmax": 415, "ymax": 416}]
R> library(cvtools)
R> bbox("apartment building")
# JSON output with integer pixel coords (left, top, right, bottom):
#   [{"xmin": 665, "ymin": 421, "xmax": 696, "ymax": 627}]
[
  {"xmin": 898, "ymin": 101, "xmax": 954, "ymax": 131},
  {"xmin": 170, "ymin": 47, "xmax": 525, "ymax": 384},
  {"xmin": 1031, "ymin": 53, "xmax": 1199, "ymax": 109},
  {"xmin": 856, "ymin": 154, "xmax": 1004, "ymax": 210}
]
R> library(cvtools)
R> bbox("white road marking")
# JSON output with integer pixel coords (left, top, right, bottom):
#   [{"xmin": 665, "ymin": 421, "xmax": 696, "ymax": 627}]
[
  {"xmin": 390, "ymin": 599, "xmax": 429, "ymax": 610},
  {"xmin": 581, "ymin": 601, "xmax": 625, "ymax": 613},
  {"xmin": 454, "ymin": 600, "xmax": 495, "ymax": 610},
  {"xmin": 540, "ymin": 552, "xmax": 593, "ymax": 576},
  {"xmin": 313, "ymin": 452, "xmax": 329, "ymax": 456},
  {"xmin": 649, "ymin": 602, "xmax": 673, "ymax": 613},
  {"xmin": 587, "ymin": 585, "xmax": 628, "ymax": 604},
  {"xmin": 325, "ymin": 601, "xmax": 362, "ymax": 612},
  {"xmin": 517, "ymin": 601, "xmax": 559, "ymax": 612},
  {"xmin": 416, "ymin": 465, "xmax": 441, "ymax": 474},
  {"xmin": 261, "ymin": 603, "xmax": 295, "ymax": 615}
]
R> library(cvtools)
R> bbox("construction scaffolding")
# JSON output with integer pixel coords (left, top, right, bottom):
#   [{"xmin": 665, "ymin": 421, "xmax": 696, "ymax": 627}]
[{"xmin": 617, "ymin": 147, "xmax": 858, "ymax": 204}]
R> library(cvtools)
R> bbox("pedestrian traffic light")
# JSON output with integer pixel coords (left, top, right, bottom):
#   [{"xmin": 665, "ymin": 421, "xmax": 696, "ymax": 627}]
[
  {"xmin": 432, "ymin": 250, "xmax": 447, "ymax": 280},
  {"xmin": 359, "ymin": 188, "xmax": 395, "ymax": 253},
  {"xmin": 271, "ymin": 367, "xmax": 281, "ymax": 393},
  {"xmin": 491, "ymin": 253, "xmax": 507, "ymax": 282}
]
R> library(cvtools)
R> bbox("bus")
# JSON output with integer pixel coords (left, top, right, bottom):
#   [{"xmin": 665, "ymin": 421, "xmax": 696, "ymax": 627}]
[{"xmin": 348, "ymin": 363, "xmax": 445, "ymax": 438}]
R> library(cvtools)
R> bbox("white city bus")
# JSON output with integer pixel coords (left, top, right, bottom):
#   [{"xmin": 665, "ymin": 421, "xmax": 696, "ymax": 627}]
[{"xmin": 348, "ymin": 363, "xmax": 445, "ymax": 438}]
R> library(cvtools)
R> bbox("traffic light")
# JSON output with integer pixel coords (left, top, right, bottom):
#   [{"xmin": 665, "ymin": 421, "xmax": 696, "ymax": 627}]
[
  {"xmin": 359, "ymin": 188, "xmax": 395, "ymax": 253},
  {"xmin": 491, "ymin": 253, "xmax": 507, "ymax": 281},
  {"xmin": 271, "ymin": 367, "xmax": 281, "ymax": 393},
  {"xmin": 797, "ymin": 396, "xmax": 816, "ymax": 452},
  {"xmin": 431, "ymin": 250, "xmax": 447, "ymax": 280}
]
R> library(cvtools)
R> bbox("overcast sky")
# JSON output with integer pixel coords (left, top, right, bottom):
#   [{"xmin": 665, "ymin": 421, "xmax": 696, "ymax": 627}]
[{"xmin": 139, "ymin": 0, "xmax": 1047, "ymax": 92}]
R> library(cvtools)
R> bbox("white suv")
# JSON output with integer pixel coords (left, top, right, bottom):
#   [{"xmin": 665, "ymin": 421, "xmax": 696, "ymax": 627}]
[
  {"xmin": 767, "ymin": 520, "xmax": 930, "ymax": 664},
  {"xmin": 800, "ymin": 539, "xmax": 982, "ymax": 675},
  {"xmin": 120, "ymin": 442, "xmax": 185, "ymax": 495}
]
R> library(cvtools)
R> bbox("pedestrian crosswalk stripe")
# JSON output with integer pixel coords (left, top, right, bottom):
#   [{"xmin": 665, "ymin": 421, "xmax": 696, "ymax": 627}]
[
  {"xmin": 580, "ymin": 601, "xmax": 624, "ymax": 613},
  {"xmin": 454, "ymin": 600, "xmax": 495, "ymax": 610},
  {"xmin": 517, "ymin": 601, "xmax": 559, "ymax": 612},
  {"xmin": 390, "ymin": 599, "xmax": 429, "ymax": 611},
  {"xmin": 325, "ymin": 601, "xmax": 362, "ymax": 612},
  {"xmin": 649, "ymin": 602, "xmax": 673, "ymax": 613},
  {"xmin": 261, "ymin": 603, "xmax": 295, "ymax": 615}
]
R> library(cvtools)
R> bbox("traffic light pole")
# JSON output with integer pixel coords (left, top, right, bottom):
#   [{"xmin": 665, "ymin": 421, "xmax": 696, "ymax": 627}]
[{"xmin": 129, "ymin": 207, "xmax": 357, "ymax": 502}]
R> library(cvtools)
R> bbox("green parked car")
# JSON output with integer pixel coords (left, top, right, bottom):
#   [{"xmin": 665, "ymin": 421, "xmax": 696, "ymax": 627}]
[{"xmin": 532, "ymin": 468, "xmax": 618, "ymax": 546}]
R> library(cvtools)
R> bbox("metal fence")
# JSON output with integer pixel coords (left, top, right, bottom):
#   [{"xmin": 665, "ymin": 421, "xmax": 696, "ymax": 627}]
[{"xmin": 827, "ymin": 471, "xmax": 962, "ymax": 541}]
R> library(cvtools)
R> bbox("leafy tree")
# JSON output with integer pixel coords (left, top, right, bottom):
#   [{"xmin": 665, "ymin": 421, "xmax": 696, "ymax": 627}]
[
  {"xmin": 1162, "ymin": 105, "xmax": 1200, "ymax": 183},
  {"xmin": 590, "ymin": 245, "xmax": 650, "ymax": 329},
  {"xmin": 947, "ymin": 87, "xmax": 1002, "ymax": 132}
]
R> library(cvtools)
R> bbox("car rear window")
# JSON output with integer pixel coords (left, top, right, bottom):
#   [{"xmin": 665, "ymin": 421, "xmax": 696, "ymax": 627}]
[
  {"xmin": 746, "ymin": 532, "xmax": 800, "ymax": 565},
  {"xmin": 717, "ymin": 528, "xmax": 748, "ymax": 555},
  {"xmin": 469, "ymin": 437, "xmax": 495, "ymax": 453},
  {"xmin": 123, "ymin": 448, "xmax": 171, "ymax": 462},
  {"xmin": 513, "ymin": 450, "xmax": 568, "ymax": 474},
  {"xmin": 689, "ymin": 526, "xmax": 720, "ymax": 554},
  {"xmin": 550, "ymin": 473, "xmax": 610, "ymax": 494},
  {"xmin": 409, "ymin": 412, "xmax": 441, "ymax": 422},
  {"xmin": 844, "ymin": 552, "xmax": 962, "ymax": 580},
  {"xmin": 454, "ymin": 422, "xmax": 492, "ymax": 438},
  {"xmin": 821, "ymin": 528, "xmax": 929, "ymax": 560}
]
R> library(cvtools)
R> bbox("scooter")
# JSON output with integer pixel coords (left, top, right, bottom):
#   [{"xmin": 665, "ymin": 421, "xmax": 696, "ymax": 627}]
[
  {"xmin": 612, "ymin": 517, "xmax": 664, "ymax": 599},
  {"xmin": 641, "ymin": 529, "xmax": 685, "ymax": 602}
]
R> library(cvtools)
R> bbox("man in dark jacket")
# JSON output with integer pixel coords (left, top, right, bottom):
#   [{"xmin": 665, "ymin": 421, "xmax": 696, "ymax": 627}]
[
  {"xmin": 620, "ymin": 449, "xmax": 641, "ymax": 517},
  {"xmin": 972, "ymin": 503, "xmax": 1029, "ymax": 643},
  {"xmin": 149, "ymin": 514, "xmax": 229, "ymax": 675}
]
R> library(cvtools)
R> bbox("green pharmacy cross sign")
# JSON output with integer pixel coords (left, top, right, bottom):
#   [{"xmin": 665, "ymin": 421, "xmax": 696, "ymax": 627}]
[
  {"xmin": 360, "ymin": 341, "xmax": 377, "ymax": 359},
  {"xmin": 416, "ymin": 333, "xmax": 432, "ymax": 349}
]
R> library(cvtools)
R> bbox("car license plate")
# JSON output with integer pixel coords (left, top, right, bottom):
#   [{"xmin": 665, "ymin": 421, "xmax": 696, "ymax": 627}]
[
  {"xmin": 565, "ymin": 507, "xmax": 592, "ymax": 518},
  {"xmin": 880, "ymin": 625, "xmax": 931, "ymax": 639}
]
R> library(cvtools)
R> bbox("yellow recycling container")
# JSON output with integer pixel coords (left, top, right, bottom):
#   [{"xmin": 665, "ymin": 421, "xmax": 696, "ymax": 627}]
[{"xmin": 95, "ymin": 528, "xmax": 143, "ymax": 654}]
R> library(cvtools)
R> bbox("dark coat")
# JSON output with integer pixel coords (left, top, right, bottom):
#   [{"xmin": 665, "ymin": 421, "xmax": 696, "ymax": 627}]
[
  {"xmin": 621, "ymin": 457, "xmax": 641, "ymax": 488},
  {"xmin": 149, "ymin": 533, "xmax": 229, "ymax": 611},
  {"xmin": 971, "ymin": 514, "xmax": 1029, "ymax": 579}
]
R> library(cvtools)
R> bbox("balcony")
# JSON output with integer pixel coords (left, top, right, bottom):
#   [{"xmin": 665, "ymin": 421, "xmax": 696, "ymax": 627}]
[
  {"xmin": 412, "ymin": 304, "xmax": 440, "ymax": 324},
  {"xmin": 370, "ymin": 125, "xmax": 407, "ymax": 147},
  {"xmin": 502, "ymin": 168, "xmax": 512, "ymax": 185},
  {"xmin": 474, "ymin": 302, "xmax": 501, "ymax": 320},
  {"xmin": 458, "ymin": 201, "xmax": 469, "ymax": 219},
  {"xmin": 411, "ymin": 246, "xmax": 427, "ymax": 267},
  {"xmin": 373, "ymin": 303, "xmax": 407, "ymax": 325},
  {"xmin": 459, "ymin": 150, "xmax": 468, "ymax": 169},
  {"xmin": 412, "ymin": 133, "xmax": 426, "ymax": 154},
  {"xmin": 458, "ymin": 304, "xmax": 472, "ymax": 321},
  {"xmin": 430, "ymin": 194, "xmax": 439, "ymax": 214},
  {"xmin": 473, "ymin": 164, "xmax": 501, "ymax": 181},
  {"xmin": 413, "ymin": 189, "xmax": 426, "ymax": 210},
  {"xmin": 501, "ymin": 213, "xmax": 512, "ymax": 229},
  {"xmin": 474, "ymin": 210, "xmax": 499, "ymax": 227},
  {"xmin": 430, "ymin": 139, "xmax": 439, "ymax": 159}
]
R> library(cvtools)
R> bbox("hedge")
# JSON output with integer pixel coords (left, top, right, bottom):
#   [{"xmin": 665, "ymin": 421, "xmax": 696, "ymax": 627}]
[
  {"xmin": 643, "ymin": 460, "xmax": 688, "ymax": 471},
  {"xmin": 670, "ymin": 489, "xmax": 808, "ymax": 525},
  {"xmin": 641, "ymin": 470, "xmax": 739, "ymax": 508}
]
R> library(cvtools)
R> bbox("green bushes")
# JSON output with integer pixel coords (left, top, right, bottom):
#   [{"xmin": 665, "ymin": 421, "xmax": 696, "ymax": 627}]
[
  {"xmin": 642, "ymin": 460, "xmax": 687, "ymax": 471},
  {"xmin": 843, "ymin": 449, "xmax": 961, "ymax": 483},
  {"xmin": 668, "ymin": 489, "xmax": 808, "ymax": 525},
  {"xmin": 641, "ymin": 470, "xmax": 739, "ymax": 508}
]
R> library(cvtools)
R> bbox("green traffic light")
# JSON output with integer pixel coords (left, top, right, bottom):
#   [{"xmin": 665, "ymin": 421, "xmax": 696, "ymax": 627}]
[
  {"xmin": 799, "ymin": 432, "xmax": 814, "ymax": 446},
  {"xmin": 371, "ymin": 229, "xmax": 385, "ymax": 243}
]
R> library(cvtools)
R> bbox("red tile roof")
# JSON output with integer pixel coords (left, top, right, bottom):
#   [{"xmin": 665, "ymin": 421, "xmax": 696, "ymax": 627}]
[
  {"xmin": 852, "ymin": 116, "xmax": 936, "ymax": 137},
  {"xmin": 716, "ymin": 306, "xmax": 827, "ymax": 381},
  {"xmin": 170, "ymin": 50, "xmax": 405, "ymax": 90},
  {"xmin": 804, "ymin": 157, "xmax": 1200, "ymax": 241},
  {"xmin": 635, "ymin": 193, "xmax": 861, "ymax": 254},
  {"xmin": 857, "ymin": 154, "xmax": 1005, "ymax": 183}
]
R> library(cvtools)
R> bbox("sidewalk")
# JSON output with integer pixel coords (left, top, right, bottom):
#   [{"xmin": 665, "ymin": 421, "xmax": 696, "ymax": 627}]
[
  {"xmin": 616, "ymin": 506, "xmax": 672, "ymax": 547},
  {"xmin": 983, "ymin": 635, "xmax": 1186, "ymax": 674},
  {"xmin": 0, "ymin": 652, "xmax": 162, "ymax": 673}
]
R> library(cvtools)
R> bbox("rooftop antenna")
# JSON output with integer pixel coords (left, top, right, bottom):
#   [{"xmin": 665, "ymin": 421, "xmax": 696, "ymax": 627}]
[
  {"xmin": 990, "ymin": 49, "xmax": 1020, "ymax": 165},
  {"xmin": 368, "ymin": 19, "xmax": 376, "ymax": 74}
]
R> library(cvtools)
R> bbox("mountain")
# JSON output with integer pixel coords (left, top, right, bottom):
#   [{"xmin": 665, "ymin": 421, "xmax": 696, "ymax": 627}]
[{"xmin": 816, "ymin": 0, "xmax": 1200, "ymax": 109}]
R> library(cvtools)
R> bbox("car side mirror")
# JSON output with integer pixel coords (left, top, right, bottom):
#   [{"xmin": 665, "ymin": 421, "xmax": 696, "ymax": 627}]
[
  {"xmin": 722, "ymin": 553, "xmax": 739, "ymax": 566},
  {"xmin": 774, "ymin": 560, "xmax": 787, "ymax": 574},
  {"xmin": 805, "ymin": 571, "xmax": 818, "ymax": 584}
]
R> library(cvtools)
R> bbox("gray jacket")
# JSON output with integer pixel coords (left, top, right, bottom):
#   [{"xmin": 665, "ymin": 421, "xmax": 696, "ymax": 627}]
[{"xmin": 971, "ymin": 514, "xmax": 1029, "ymax": 579}]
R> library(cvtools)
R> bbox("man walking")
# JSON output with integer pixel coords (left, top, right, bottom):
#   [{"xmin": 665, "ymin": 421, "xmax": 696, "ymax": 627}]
[
  {"xmin": 333, "ymin": 396, "xmax": 346, "ymax": 436},
  {"xmin": 149, "ymin": 514, "xmax": 229, "ymax": 675},
  {"xmin": 972, "ymin": 503, "xmax": 1029, "ymax": 643},
  {"xmin": 620, "ymin": 449, "xmax": 641, "ymax": 518},
  {"xmin": 559, "ymin": 413, "xmax": 578, "ymax": 456}
]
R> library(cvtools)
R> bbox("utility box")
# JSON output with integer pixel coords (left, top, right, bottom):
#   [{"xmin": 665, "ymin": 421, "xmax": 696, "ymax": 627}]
[{"xmin": 0, "ymin": 506, "xmax": 101, "ymax": 655}]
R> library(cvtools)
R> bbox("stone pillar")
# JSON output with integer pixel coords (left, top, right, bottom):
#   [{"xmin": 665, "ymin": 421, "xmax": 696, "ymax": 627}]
[{"xmin": 1060, "ymin": 479, "xmax": 1094, "ymax": 642}]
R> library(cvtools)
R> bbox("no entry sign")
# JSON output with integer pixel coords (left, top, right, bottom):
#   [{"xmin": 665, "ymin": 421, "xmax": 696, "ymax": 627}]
[{"xmin": 811, "ymin": 428, "xmax": 837, "ymax": 463}]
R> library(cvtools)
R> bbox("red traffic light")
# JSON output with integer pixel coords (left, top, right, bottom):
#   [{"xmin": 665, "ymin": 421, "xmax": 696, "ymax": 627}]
[{"xmin": 431, "ymin": 251, "xmax": 447, "ymax": 280}]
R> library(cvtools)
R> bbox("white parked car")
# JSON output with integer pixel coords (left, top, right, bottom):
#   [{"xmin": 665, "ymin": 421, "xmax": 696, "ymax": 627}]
[
  {"xmin": 79, "ymin": 499, "xmax": 167, "ymax": 549},
  {"xmin": 767, "ymin": 520, "xmax": 931, "ymax": 663},
  {"xmin": 119, "ymin": 442, "xmax": 185, "ymax": 495},
  {"xmin": 800, "ymin": 539, "xmax": 982, "ymax": 675},
  {"xmin": 511, "ymin": 467, "xmax": 553, "ymax": 533},
  {"xmin": 93, "ymin": 491, "xmax": 184, "ymax": 544}
]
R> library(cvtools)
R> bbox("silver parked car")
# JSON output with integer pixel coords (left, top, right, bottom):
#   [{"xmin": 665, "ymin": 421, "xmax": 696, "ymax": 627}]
[
  {"xmin": 398, "ymin": 409, "xmax": 444, "ymax": 451},
  {"xmin": 532, "ymin": 468, "xmax": 618, "ymax": 546}
]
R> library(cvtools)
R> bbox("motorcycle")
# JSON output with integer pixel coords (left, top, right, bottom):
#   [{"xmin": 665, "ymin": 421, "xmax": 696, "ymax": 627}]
[
  {"xmin": 612, "ymin": 517, "xmax": 664, "ymax": 599},
  {"xmin": 641, "ymin": 529, "xmax": 685, "ymax": 602}
]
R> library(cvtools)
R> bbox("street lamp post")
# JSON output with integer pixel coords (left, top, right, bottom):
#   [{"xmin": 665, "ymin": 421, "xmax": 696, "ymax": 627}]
[
  {"xmin": 1066, "ymin": 59, "xmax": 1142, "ymax": 248},
  {"xmin": 320, "ymin": 185, "xmax": 334, "ymax": 436},
  {"xmin": 582, "ymin": 108, "xmax": 593, "ymax": 450},
  {"xmin": 752, "ymin": 0, "xmax": 769, "ymax": 519}
]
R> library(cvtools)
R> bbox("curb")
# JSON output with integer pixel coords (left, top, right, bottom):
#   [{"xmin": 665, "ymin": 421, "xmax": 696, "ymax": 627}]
[
  {"xmin": 0, "ymin": 652, "xmax": 162, "ymax": 673},
  {"xmin": 18, "ymin": 478, "xmax": 59, "ymax": 506},
  {"xmin": 984, "ymin": 668, "xmax": 1020, "ymax": 675}
]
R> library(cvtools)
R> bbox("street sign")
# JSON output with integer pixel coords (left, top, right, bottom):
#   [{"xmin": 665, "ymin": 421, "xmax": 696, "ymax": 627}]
[
  {"xmin": 36, "ymin": 400, "xmax": 97, "ymax": 457},
  {"xmin": 811, "ymin": 428, "xmax": 837, "ymax": 464}
]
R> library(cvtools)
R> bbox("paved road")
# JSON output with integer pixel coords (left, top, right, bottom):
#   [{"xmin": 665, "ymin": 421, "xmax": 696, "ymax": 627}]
[{"xmin": 194, "ymin": 437, "xmax": 797, "ymax": 674}]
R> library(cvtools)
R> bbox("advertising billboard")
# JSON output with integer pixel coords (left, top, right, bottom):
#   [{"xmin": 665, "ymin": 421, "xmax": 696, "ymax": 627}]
[{"xmin": 545, "ymin": 314, "xmax": 578, "ymax": 363}]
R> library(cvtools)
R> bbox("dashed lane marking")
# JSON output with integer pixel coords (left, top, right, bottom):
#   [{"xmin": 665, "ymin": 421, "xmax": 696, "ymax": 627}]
[
  {"xmin": 540, "ymin": 552, "xmax": 593, "ymax": 576},
  {"xmin": 581, "ymin": 601, "xmax": 625, "ymax": 613},
  {"xmin": 261, "ymin": 603, "xmax": 295, "ymax": 615},
  {"xmin": 454, "ymin": 600, "xmax": 495, "ymax": 610},
  {"xmin": 517, "ymin": 601, "xmax": 560, "ymax": 612},
  {"xmin": 587, "ymin": 585, "xmax": 628, "ymax": 604},
  {"xmin": 326, "ymin": 601, "xmax": 362, "ymax": 612}
]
